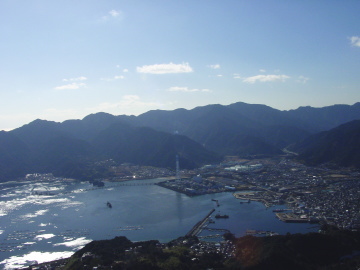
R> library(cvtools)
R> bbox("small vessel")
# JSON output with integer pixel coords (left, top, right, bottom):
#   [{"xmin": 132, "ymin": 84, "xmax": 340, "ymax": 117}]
[
  {"xmin": 106, "ymin": 201, "xmax": 112, "ymax": 208},
  {"xmin": 215, "ymin": 214, "xmax": 229, "ymax": 219},
  {"xmin": 272, "ymin": 209, "xmax": 285, "ymax": 212},
  {"xmin": 211, "ymin": 199, "xmax": 220, "ymax": 207},
  {"xmin": 240, "ymin": 200, "xmax": 251, "ymax": 204}
]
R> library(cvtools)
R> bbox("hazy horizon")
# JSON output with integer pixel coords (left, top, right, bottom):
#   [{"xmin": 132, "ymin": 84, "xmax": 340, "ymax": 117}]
[{"xmin": 3, "ymin": 100, "xmax": 360, "ymax": 132}]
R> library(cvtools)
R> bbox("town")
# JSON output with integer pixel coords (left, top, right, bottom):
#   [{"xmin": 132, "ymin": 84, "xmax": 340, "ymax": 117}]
[
  {"xmin": 155, "ymin": 157, "xmax": 360, "ymax": 230},
  {"xmin": 24, "ymin": 155, "xmax": 360, "ymax": 231},
  {"xmin": 13, "ymin": 156, "xmax": 360, "ymax": 270}
]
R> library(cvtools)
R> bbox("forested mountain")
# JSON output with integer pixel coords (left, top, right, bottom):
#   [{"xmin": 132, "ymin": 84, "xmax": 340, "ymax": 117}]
[
  {"xmin": 0, "ymin": 118, "xmax": 219, "ymax": 181},
  {"xmin": 291, "ymin": 120, "xmax": 360, "ymax": 167},
  {"xmin": 286, "ymin": 102, "xmax": 360, "ymax": 132},
  {"xmin": 1, "ymin": 101, "xmax": 360, "ymax": 181},
  {"xmin": 132, "ymin": 102, "xmax": 360, "ymax": 153},
  {"xmin": 134, "ymin": 102, "xmax": 360, "ymax": 134},
  {"xmin": 91, "ymin": 123, "xmax": 220, "ymax": 169},
  {"xmin": 0, "ymin": 131, "xmax": 31, "ymax": 180}
]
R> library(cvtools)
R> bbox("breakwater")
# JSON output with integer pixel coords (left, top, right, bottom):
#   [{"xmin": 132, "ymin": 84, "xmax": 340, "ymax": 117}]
[{"xmin": 186, "ymin": 209, "xmax": 215, "ymax": 237}]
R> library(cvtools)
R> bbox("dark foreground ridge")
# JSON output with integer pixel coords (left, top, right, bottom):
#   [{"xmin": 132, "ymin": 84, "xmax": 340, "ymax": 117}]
[{"xmin": 24, "ymin": 226, "xmax": 360, "ymax": 270}]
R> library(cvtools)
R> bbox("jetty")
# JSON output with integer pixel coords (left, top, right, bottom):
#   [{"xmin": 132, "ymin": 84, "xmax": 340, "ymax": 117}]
[{"xmin": 186, "ymin": 209, "xmax": 215, "ymax": 237}]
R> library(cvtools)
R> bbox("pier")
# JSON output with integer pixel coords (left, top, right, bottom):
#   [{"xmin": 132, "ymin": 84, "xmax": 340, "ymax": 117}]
[{"xmin": 186, "ymin": 209, "xmax": 215, "ymax": 237}]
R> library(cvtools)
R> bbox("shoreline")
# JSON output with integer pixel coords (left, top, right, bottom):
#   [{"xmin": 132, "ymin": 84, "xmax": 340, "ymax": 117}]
[{"xmin": 233, "ymin": 193, "xmax": 273, "ymax": 208}]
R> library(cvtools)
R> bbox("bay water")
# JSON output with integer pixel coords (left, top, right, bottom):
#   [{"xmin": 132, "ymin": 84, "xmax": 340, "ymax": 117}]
[{"xmin": 0, "ymin": 178, "xmax": 317, "ymax": 269}]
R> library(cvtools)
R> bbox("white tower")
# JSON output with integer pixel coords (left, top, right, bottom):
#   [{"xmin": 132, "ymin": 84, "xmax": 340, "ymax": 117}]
[{"xmin": 176, "ymin": 155, "xmax": 180, "ymax": 180}]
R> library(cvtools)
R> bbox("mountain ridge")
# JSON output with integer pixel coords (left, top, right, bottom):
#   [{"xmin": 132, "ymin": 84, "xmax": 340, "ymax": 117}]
[{"xmin": 1, "ymin": 101, "xmax": 360, "ymax": 181}]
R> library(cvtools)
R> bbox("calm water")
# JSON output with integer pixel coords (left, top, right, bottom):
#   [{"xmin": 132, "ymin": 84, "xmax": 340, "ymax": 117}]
[{"xmin": 0, "ymin": 178, "xmax": 318, "ymax": 269}]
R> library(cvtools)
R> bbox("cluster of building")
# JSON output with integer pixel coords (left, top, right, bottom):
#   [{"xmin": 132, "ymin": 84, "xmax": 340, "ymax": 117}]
[
  {"xmin": 161, "ymin": 157, "xmax": 360, "ymax": 230},
  {"xmin": 25, "ymin": 173, "xmax": 66, "ymax": 182},
  {"xmin": 233, "ymin": 159, "xmax": 360, "ymax": 229},
  {"xmin": 109, "ymin": 164, "xmax": 173, "ymax": 181},
  {"xmin": 21, "ymin": 156, "xmax": 360, "ymax": 230},
  {"xmin": 157, "ymin": 176, "xmax": 237, "ymax": 196},
  {"xmin": 189, "ymin": 240, "xmax": 235, "ymax": 259},
  {"xmin": 168, "ymin": 236, "xmax": 235, "ymax": 260},
  {"xmin": 301, "ymin": 180, "xmax": 360, "ymax": 229}
]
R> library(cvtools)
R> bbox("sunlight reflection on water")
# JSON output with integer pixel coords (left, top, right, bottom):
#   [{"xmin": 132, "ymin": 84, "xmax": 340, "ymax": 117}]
[{"xmin": 1, "ymin": 251, "xmax": 74, "ymax": 270}]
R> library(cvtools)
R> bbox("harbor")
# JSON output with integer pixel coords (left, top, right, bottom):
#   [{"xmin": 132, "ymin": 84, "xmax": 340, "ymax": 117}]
[
  {"xmin": 185, "ymin": 208, "xmax": 233, "ymax": 242},
  {"xmin": 0, "ymin": 179, "xmax": 319, "ymax": 269}
]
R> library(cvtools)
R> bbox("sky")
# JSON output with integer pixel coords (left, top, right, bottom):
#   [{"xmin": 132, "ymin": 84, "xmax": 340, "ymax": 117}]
[{"xmin": 1, "ymin": 0, "xmax": 360, "ymax": 131}]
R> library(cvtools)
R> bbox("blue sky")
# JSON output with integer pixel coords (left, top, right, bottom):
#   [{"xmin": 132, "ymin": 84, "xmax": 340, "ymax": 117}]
[{"xmin": 1, "ymin": 0, "xmax": 359, "ymax": 130}]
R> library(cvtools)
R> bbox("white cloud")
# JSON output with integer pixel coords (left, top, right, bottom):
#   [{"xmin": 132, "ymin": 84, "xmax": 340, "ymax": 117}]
[
  {"xmin": 101, "ymin": 75, "xmax": 125, "ymax": 81},
  {"xmin": 297, "ymin": 75, "xmax": 310, "ymax": 84},
  {"xmin": 216, "ymin": 74, "xmax": 223, "ymax": 77},
  {"xmin": 168, "ymin": 86, "xmax": 211, "ymax": 92},
  {"xmin": 233, "ymin": 73, "xmax": 242, "ymax": 79},
  {"xmin": 62, "ymin": 76, "xmax": 87, "ymax": 82},
  {"xmin": 109, "ymin": 10, "xmax": 120, "ymax": 17},
  {"xmin": 259, "ymin": 69, "xmax": 266, "ymax": 73},
  {"xmin": 349, "ymin": 36, "xmax": 360, "ymax": 47},
  {"xmin": 208, "ymin": 64, "xmax": 220, "ymax": 69},
  {"xmin": 54, "ymin": 82, "xmax": 86, "ymax": 90},
  {"xmin": 116, "ymin": 65, "xmax": 128, "ymax": 72},
  {"xmin": 136, "ymin": 62, "xmax": 193, "ymax": 74},
  {"xmin": 100, "ymin": 10, "xmax": 123, "ymax": 22},
  {"xmin": 242, "ymin": 74, "xmax": 290, "ymax": 83}
]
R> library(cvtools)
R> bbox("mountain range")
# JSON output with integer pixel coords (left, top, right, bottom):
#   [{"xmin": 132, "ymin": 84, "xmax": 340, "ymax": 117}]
[{"xmin": 1, "ymin": 101, "xmax": 360, "ymax": 181}]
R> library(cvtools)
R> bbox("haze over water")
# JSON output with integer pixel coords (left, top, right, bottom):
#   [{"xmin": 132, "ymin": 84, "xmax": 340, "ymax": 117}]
[{"xmin": 0, "ymin": 178, "xmax": 317, "ymax": 269}]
